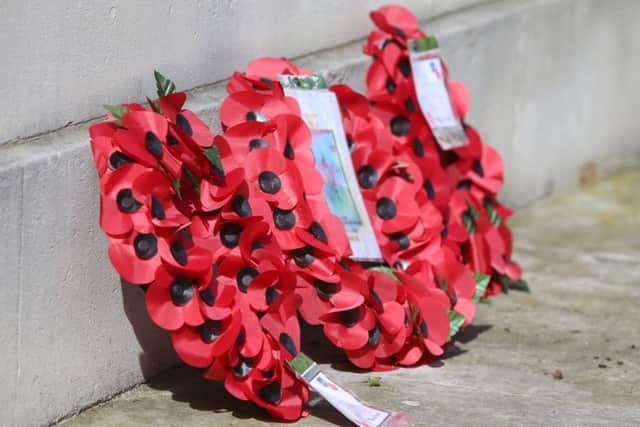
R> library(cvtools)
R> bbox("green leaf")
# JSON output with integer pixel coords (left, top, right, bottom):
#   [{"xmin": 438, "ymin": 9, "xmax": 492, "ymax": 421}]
[
  {"xmin": 154, "ymin": 70, "xmax": 176, "ymax": 98},
  {"xmin": 146, "ymin": 96, "xmax": 163, "ymax": 114},
  {"xmin": 462, "ymin": 210, "xmax": 476, "ymax": 234},
  {"xmin": 368, "ymin": 265, "xmax": 399, "ymax": 282},
  {"xmin": 367, "ymin": 376, "xmax": 382, "ymax": 387},
  {"xmin": 183, "ymin": 166, "xmax": 201, "ymax": 197},
  {"xmin": 472, "ymin": 272, "xmax": 491, "ymax": 303},
  {"xmin": 498, "ymin": 274, "xmax": 530, "ymax": 293},
  {"xmin": 103, "ymin": 104, "xmax": 130, "ymax": 127},
  {"xmin": 484, "ymin": 199, "xmax": 503, "ymax": 226},
  {"xmin": 203, "ymin": 145, "xmax": 225, "ymax": 181},
  {"xmin": 448, "ymin": 311, "xmax": 466, "ymax": 340}
]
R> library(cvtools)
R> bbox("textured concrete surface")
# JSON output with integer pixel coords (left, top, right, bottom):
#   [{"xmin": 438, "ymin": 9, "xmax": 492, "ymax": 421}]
[
  {"xmin": 2, "ymin": 1, "xmax": 640, "ymax": 426},
  {"xmin": 0, "ymin": 0, "xmax": 485, "ymax": 145},
  {"xmin": 59, "ymin": 166, "xmax": 640, "ymax": 426}
]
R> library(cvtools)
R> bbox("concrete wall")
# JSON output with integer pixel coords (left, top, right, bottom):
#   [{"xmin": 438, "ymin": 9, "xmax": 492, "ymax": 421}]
[
  {"xmin": 1, "ymin": 0, "xmax": 640, "ymax": 426},
  {"xmin": 0, "ymin": 0, "xmax": 485, "ymax": 145}
]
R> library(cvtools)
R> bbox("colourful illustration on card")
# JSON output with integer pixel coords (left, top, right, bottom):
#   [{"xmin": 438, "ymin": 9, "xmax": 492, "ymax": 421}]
[{"xmin": 311, "ymin": 129, "xmax": 363, "ymax": 228}]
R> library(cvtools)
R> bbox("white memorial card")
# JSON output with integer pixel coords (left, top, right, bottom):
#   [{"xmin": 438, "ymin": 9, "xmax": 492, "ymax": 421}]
[
  {"xmin": 279, "ymin": 75, "xmax": 383, "ymax": 262},
  {"xmin": 409, "ymin": 36, "xmax": 468, "ymax": 150}
]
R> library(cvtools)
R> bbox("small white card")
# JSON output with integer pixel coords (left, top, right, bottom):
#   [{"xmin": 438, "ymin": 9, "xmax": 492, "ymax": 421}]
[
  {"xmin": 409, "ymin": 37, "xmax": 468, "ymax": 150},
  {"xmin": 309, "ymin": 372, "xmax": 391, "ymax": 427},
  {"xmin": 280, "ymin": 75, "xmax": 383, "ymax": 262}
]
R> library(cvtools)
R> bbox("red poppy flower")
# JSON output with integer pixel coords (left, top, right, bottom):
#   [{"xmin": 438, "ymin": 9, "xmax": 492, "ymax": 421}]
[
  {"xmin": 369, "ymin": 101, "xmax": 419, "ymax": 146},
  {"xmin": 244, "ymin": 147, "xmax": 303, "ymax": 210},
  {"xmin": 107, "ymin": 229, "xmax": 170, "ymax": 285},
  {"xmin": 200, "ymin": 167, "xmax": 245, "ymax": 212},
  {"xmin": 430, "ymin": 249, "xmax": 477, "ymax": 326},
  {"xmin": 369, "ymin": 5, "xmax": 423, "ymax": 40},
  {"xmin": 144, "ymin": 266, "xmax": 208, "ymax": 330},
  {"xmin": 99, "ymin": 163, "xmax": 154, "ymax": 237},
  {"xmin": 89, "ymin": 121, "xmax": 120, "ymax": 177},
  {"xmin": 115, "ymin": 110, "xmax": 183, "ymax": 178},
  {"xmin": 351, "ymin": 144, "xmax": 394, "ymax": 194},
  {"xmin": 157, "ymin": 92, "xmax": 215, "ymax": 148},
  {"xmin": 344, "ymin": 271, "xmax": 408, "ymax": 370},
  {"xmin": 448, "ymin": 80, "xmax": 471, "ymax": 120},
  {"xmin": 223, "ymin": 120, "xmax": 278, "ymax": 164},
  {"xmin": 220, "ymin": 91, "xmax": 298, "ymax": 129},
  {"xmin": 295, "ymin": 263, "xmax": 365, "ymax": 326},
  {"xmin": 366, "ymin": 176, "xmax": 420, "ymax": 234},
  {"xmin": 270, "ymin": 114, "xmax": 314, "ymax": 166},
  {"xmin": 295, "ymin": 206, "xmax": 352, "ymax": 260},
  {"xmin": 171, "ymin": 306, "xmax": 243, "ymax": 368},
  {"xmin": 395, "ymin": 271, "xmax": 450, "ymax": 358}
]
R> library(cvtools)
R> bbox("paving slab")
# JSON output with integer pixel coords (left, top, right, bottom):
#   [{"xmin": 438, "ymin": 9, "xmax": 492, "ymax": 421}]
[{"xmin": 59, "ymin": 167, "xmax": 640, "ymax": 426}]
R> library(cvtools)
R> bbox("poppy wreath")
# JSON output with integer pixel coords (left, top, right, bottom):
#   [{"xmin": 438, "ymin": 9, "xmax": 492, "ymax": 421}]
[
  {"xmin": 358, "ymin": 4, "xmax": 528, "ymax": 296},
  {"xmin": 89, "ymin": 62, "xmax": 465, "ymax": 421},
  {"xmin": 90, "ymin": 72, "xmax": 312, "ymax": 420},
  {"xmin": 220, "ymin": 57, "xmax": 457, "ymax": 371}
]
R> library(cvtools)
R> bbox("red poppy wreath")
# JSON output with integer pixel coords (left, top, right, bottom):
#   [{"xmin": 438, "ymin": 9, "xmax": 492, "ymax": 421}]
[
  {"xmin": 88, "ymin": 6, "xmax": 526, "ymax": 422},
  {"xmin": 358, "ymin": 4, "xmax": 528, "ymax": 296}
]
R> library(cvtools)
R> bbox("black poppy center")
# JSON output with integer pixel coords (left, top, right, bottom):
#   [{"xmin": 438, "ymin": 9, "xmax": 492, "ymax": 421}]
[
  {"xmin": 309, "ymin": 221, "xmax": 328, "ymax": 243},
  {"xmin": 389, "ymin": 232, "xmax": 410, "ymax": 251},
  {"xmin": 423, "ymin": 179, "xmax": 435, "ymax": 200},
  {"xmin": 133, "ymin": 233, "xmax": 157, "ymax": 260},
  {"xmin": 259, "ymin": 77, "xmax": 273, "ymax": 89},
  {"xmin": 170, "ymin": 240, "xmax": 188, "ymax": 266},
  {"xmin": 200, "ymin": 287, "xmax": 215, "ymax": 306},
  {"xmin": 199, "ymin": 320, "xmax": 223, "ymax": 343},
  {"xmin": 292, "ymin": 245, "xmax": 314, "ymax": 267},
  {"xmin": 150, "ymin": 196, "xmax": 166, "ymax": 219},
  {"xmin": 346, "ymin": 135, "xmax": 354, "ymax": 151},
  {"xmin": 176, "ymin": 113, "xmax": 193, "ymax": 136},
  {"xmin": 386, "ymin": 77, "xmax": 396, "ymax": 94},
  {"xmin": 232, "ymin": 356, "xmax": 253, "ymax": 378},
  {"xmin": 413, "ymin": 138, "xmax": 424, "ymax": 158},
  {"xmin": 398, "ymin": 57, "xmax": 411, "ymax": 78},
  {"xmin": 167, "ymin": 135, "xmax": 180, "ymax": 146},
  {"xmin": 116, "ymin": 189, "xmax": 142, "ymax": 213},
  {"xmin": 368, "ymin": 323, "xmax": 382, "ymax": 347},
  {"xmin": 246, "ymin": 111, "xmax": 268, "ymax": 122},
  {"xmin": 266, "ymin": 287, "xmax": 280, "ymax": 306},
  {"xmin": 376, "ymin": 197, "xmax": 397, "ymax": 220},
  {"xmin": 231, "ymin": 195, "xmax": 252, "ymax": 217},
  {"xmin": 145, "ymin": 132, "xmax": 163, "ymax": 158},
  {"xmin": 315, "ymin": 280, "xmax": 338, "ymax": 300},
  {"xmin": 169, "ymin": 277, "xmax": 194, "ymax": 306},
  {"xmin": 279, "ymin": 333, "xmax": 297, "ymax": 357},
  {"xmin": 405, "ymin": 97, "xmax": 416, "ymax": 113},
  {"xmin": 284, "ymin": 140, "xmax": 295, "ymax": 159},
  {"xmin": 419, "ymin": 319, "xmax": 429, "ymax": 337},
  {"xmin": 220, "ymin": 222, "xmax": 242, "ymax": 248},
  {"xmin": 457, "ymin": 179, "xmax": 472, "ymax": 190},
  {"xmin": 390, "ymin": 116, "xmax": 410, "ymax": 136},
  {"xmin": 258, "ymin": 171, "xmax": 281, "ymax": 194},
  {"xmin": 358, "ymin": 165, "xmax": 379, "ymax": 189},
  {"xmin": 236, "ymin": 266, "xmax": 258, "ymax": 292},
  {"xmin": 340, "ymin": 307, "xmax": 361, "ymax": 327},
  {"xmin": 259, "ymin": 381, "xmax": 282, "ymax": 405},
  {"xmin": 273, "ymin": 208, "xmax": 296, "ymax": 230},
  {"xmin": 472, "ymin": 159, "xmax": 485, "ymax": 177},
  {"xmin": 249, "ymin": 138, "xmax": 270, "ymax": 150},
  {"xmin": 450, "ymin": 290, "xmax": 458, "ymax": 306},
  {"xmin": 108, "ymin": 151, "xmax": 133, "ymax": 170}
]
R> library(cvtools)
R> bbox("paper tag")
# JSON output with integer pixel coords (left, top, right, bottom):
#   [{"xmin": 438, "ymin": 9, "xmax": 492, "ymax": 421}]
[
  {"xmin": 409, "ymin": 36, "xmax": 468, "ymax": 150},
  {"xmin": 279, "ymin": 75, "xmax": 383, "ymax": 262},
  {"xmin": 289, "ymin": 353, "xmax": 394, "ymax": 427}
]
